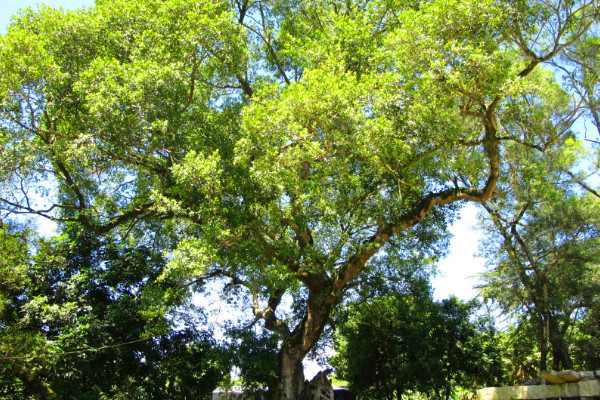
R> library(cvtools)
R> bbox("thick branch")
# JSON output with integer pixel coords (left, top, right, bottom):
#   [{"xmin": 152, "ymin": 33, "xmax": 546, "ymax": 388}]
[
  {"xmin": 77, "ymin": 202, "xmax": 157, "ymax": 235},
  {"xmin": 333, "ymin": 114, "xmax": 501, "ymax": 291},
  {"xmin": 253, "ymin": 288, "xmax": 291, "ymax": 337}
]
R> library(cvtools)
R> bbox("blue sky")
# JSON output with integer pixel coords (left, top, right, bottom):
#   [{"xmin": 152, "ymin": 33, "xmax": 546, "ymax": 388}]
[{"xmin": 0, "ymin": 0, "xmax": 94, "ymax": 34}]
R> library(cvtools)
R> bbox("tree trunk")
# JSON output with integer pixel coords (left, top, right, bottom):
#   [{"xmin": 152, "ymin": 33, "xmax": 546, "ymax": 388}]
[
  {"xmin": 549, "ymin": 323, "xmax": 573, "ymax": 370},
  {"xmin": 540, "ymin": 321, "xmax": 548, "ymax": 372},
  {"xmin": 270, "ymin": 282, "xmax": 337, "ymax": 400},
  {"xmin": 540, "ymin": 276, "xmax": 550, "ymax": 372},
  {"xmin": 278, "ymin": 348, "xmax": 306, "ymax": 400},
  {"xmin": 396, "ymin": 385, "xmax": 403, "ymax": 400}
]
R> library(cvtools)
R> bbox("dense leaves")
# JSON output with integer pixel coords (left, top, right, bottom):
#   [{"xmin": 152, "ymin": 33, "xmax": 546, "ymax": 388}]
[
  {"xmin": 227, "ymin": 328, "xmax": 280, "ymax": 395},
  {"xmin": 332, "ymin": 287, "xmax": 505, "ymax": 400},
  {"xmin": 0, "ymin": 225, "xmax": 228, "ymax": 400}
]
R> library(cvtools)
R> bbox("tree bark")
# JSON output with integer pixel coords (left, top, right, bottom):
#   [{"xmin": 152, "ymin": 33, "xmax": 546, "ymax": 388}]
[
  {"xmin": 540, "ymin": 329, "xmax": 548, "ymax": 372},
  {"xmin": 270, "ymin": 280, "xmax": 337, "ymax": 400},
  {"xmin": 540, "ymin": 277, "xmax": 550, "ymax": 372},
  {"xmin": 278, "ymin": 348, "xmax": 306, "ymax": 400}
]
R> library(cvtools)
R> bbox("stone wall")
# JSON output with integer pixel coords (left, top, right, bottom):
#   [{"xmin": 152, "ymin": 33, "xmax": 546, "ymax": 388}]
[{"xmin": 477, "ymin": 370, "xmax": 600, "ymax": 400}]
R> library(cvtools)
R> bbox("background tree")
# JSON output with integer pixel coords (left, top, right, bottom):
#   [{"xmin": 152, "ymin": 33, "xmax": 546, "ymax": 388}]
[
  {"xmin": 571, "ymin": 290, "xmax": 600, "ymax": 370},
  {"xmin": 1, "ymin": 1, "xmax": 598, "ymax": 398},
  {"xmin": 226, "ymin": 328, "xmax": 280, "ymax": 398},
  {"xmin": 0, "ymin": 223, "xmax": 59, "ymax": 400},
  {"xmin": 494, "ymin": 321, "xmax": 540, "ymax": 385},
  {"xmin": 478, "ymin": 139, "xmax": 600, "ymax": 372},
  {"xmin": 0, "ymin": 223, "xmax": 229, "ymax": 400},
  {"xmin": 331, "ymin": 286, "xmax": 505, "ymax": 400}
]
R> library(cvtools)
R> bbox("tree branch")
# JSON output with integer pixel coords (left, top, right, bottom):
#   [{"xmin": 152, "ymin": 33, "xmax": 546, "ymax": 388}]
[{"xmin": 253, "ymin": 287, "xmax": 291, "ymax": 337}]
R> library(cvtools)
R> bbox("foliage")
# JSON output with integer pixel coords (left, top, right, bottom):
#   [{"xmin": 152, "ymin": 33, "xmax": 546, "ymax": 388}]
[
  {"xmin": 572, "ymin": 295, "xmax": 600, "ymax": 370},
  {"xmin": 0, "ymin": 223, "xmax": 55, "ymax": 400},
  {"xmin": 494, "ymin": 320, "xmax": 540, "ymax": 385},
  {"xmin": 557, "ymin": 31, "xmax": 600, "ymax": 139},
  {"xmin": 227, "ymin": 328, "xmax": 280, "ymax": 395},
  {"xmin": 0, "ymin": 224, "xmax": 228, "ymax": 400},
  {"xmin": 0, "ymin": 0, "xmax": 598, "ymax": 398},
  {"xmin": 332, "ymin": 286, "xmax": 505, "ymax": 400}
]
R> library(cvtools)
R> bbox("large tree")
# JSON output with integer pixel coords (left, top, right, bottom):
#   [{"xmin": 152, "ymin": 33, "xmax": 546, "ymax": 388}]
[{"xmin": 0, "ymin": 1, "xmax": 597, "ymax": 398}]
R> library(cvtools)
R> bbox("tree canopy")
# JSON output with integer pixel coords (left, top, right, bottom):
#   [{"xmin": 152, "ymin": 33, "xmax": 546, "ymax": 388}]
[{"xmin": 1, "ymin": 1, "xmax": 598, "ymax": 399}]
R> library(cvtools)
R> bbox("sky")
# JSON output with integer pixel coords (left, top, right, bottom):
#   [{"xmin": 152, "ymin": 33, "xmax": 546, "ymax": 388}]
[
  {"xmin": 0, "ymin": 0, "xmax": 487, "ymax": 302},
  {"xmin": 0, "ymin": 0, "xmax": 94, "ymax": 33},
  {"xmin": 432, "ymin": 204, "xmax": 486, "ymax": 301}
]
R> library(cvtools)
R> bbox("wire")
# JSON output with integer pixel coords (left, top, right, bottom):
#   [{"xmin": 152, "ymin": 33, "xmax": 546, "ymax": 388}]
[{"xmin": 0, "ymin": 333, "xmax": 166, "ymax": 362}]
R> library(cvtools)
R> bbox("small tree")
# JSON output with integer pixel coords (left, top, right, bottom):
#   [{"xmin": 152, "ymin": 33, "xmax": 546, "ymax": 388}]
[
  {"xmin": 332, "ymin": 288, "xmax": 504, "ymax": 400},
  {"xmin": 572, "ymin": 295, "xmax": 600, "ymax": 370},
  {"xmin": 0, "ymin": 223, "xmax": 58, "ymax": 400},
  {"xmin": 1, "ymin": 224, "xmax": 229, "ymax": 400},
  {"xmin": 227, "ymin": 328, "xmax": 280, "ymax": 397}
]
